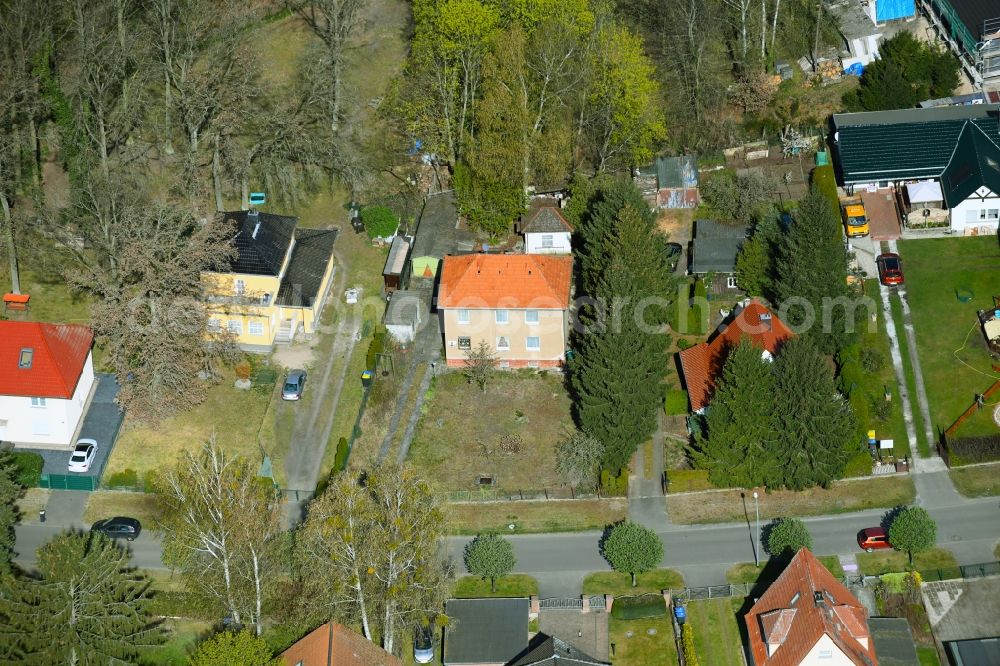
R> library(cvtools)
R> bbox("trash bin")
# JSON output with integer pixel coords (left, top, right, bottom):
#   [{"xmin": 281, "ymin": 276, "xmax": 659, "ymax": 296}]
[{"xmin": 39, "ymin": 509, "xmax": 45, "ymax": 523}]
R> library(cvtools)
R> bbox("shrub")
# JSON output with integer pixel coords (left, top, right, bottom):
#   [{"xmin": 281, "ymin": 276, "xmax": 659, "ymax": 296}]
[
  {"xmin": 676, "ymin": 338, "xmax": 694, "ymax": 351},
  {"xmin": 334, "ymin": 437, "xmax": 350, "ymax": 471},
  {"xmin": 610, "ymin": 594, "xmax": 666, "ymax": 620},
  {"xmin": 811, "ymin": 164, "xmax": 841, "ymax": 231},
  {"xmin": 682, "ymin": 623, "xmax": 700, "ymax": 666},
  {"xmin": 234, "ymin": 361, "xmax": 252, "ymax": 380},
  {"xmin": 143, "ymin": 469, "xmax": 161, "ymax": 493},
  {"xmin": 666, "ymin": 469, "xmax": 714, "ymax": 493},
  {"xmin": 664, "ymin": 390, "xmax": 689, "ymax": 416},
  {"xmin": 105, "ymin": 468, "xmax": 139, "ymax": 489},
  {"xmin": 843, "ymin": 450, "xmax": 874, "ymax": 478},
  {"xmin": 870, "ymin": 394, "xmax": 892, "ymax": 422},
  {"xmin": 838, "ymin": 360, "xmax": 864, "ymax": 395},
  {"xmin": 361, "ymin": 205, "xmax": 399, "ymax": 239},
  {"xmin": 765, "ymin": 517, "xmax": 813, "ymax": 556},
  {"xmin": 11, "ymin": 452, "xmax": 43, "ymax": 487},
  {"xmin": 860, "ymin": 348, "xmax": 885, "ymax": 373},
  {"xmin": 600, "ymin": 468, "xmax": 628, "ymax": 496},
  {"xmin": 848, "ymin": 391, "xmax": 870, "ymax": 437},
  {"xmin": 837, "ymin": 344, "xmax": 861, "ymax": 365},
  {"xmin": 945, "ymin": 434, "xmax": 1000, "ymax": 464},
  {"xmin": 366, "ymin": 326, "xmax": 387, "ymax": 370}
]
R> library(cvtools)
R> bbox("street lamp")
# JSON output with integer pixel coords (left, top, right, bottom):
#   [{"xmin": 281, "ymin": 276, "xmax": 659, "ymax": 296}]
[{"xmin": 753, "ymin": 491, "xmax": 760, "ymax": 567}]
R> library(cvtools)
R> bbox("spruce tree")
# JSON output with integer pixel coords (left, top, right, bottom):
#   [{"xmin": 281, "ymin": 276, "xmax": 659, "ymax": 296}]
[
  {"xmin": 771, "ymin": 191, "xmax": 853, "ymax": 354},
  {"xmin": 771, "ymin": 338, "xmax": 857, "ymax": 489},
  {"xmin": 691, "ymin": 338, "xmax": 781, "ymax": 488},
  {"xmin": 0, "ymin": 451, "xmax": 22, "ymax": 573}
]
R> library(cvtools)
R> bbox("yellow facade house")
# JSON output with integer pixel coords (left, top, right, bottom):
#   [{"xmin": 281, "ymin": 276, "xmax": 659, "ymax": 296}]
[{"xmin": 201, "ymin": 210, "xmax": 338, "ymax": 352}]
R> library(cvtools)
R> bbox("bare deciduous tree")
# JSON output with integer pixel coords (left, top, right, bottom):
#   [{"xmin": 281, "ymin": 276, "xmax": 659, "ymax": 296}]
[{"xmin": 463, "ymin": 340, "xmax": 498, "ymax": 393}]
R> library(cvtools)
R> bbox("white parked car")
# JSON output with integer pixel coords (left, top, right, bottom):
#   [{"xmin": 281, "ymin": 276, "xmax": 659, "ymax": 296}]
[
  {"xmin": 345, "ymin": 288, "xmax": 360, "ymax": 304},
  {"xmin": 68, "ymin": 439, "xmax": 98, "ymax": 473}
]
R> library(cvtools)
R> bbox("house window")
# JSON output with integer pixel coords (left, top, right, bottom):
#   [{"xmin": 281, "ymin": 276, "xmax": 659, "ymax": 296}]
[
  {"xmin": 458, "ymin": 336, "xmax": 471, "ymax": 350},
  {"xmin": 228, "ymin": 320, "xmax": 243, "ymax": 335},
  {"xmin": 818, "ymin": 650, "xmax": 833, "ymax": 659},
  {"xmin": 980, "ymin": 209, "xmax": 988, "ymax": 220},
  {"xmin": 495, "ymin": 309, "xmax": 509, "ymax": 325},
  {"xmin": 726, "ymin": 276, "xmax": 738, "ymax": 289},
  {"xmin": 260, "ymin": 293, "xmax": 272, "ymax": 306},
  {"xmin": 967, "ymin": 209, "xmax": 980, "ymax": 223},
  {"xmin": 527, "ymin": 360, "xmax": 540, "ymax": 369},
  {"xmin": 207, "ymin": 318, "xmax": 221, "ymax": 333},
  {"xmin": 526, "ymin": 336, "xmax": 540, "ymax": 351},
  {"xmin": 30, "ymin": 397, "xmax": 46, "ymax": 408},
  {"xmin": 248, "ymin": 321, "xmax": 264, "ymax": 336},
  {"xmin": 541, "ymin": 234, "xmax": 554, "ymax": 248},
  {"xmin": 499, "ymin": 360, "xmax": 510, "ymax": 369},
  {"xmin": 524, "ymin": 310, "xmax": 539, "ymax": 324},
  {"xmin": 988, "ymin": 209, "xmax": 999, "ymax": 220},
  {"xmin": 496, "ymin": 336, "xmax": 510, "ymax": 351},
  {"xmin": 18, "ymin": 348, "xmax": 33, "ymax": 368},
  {"xmin": 234, "ymin": 279, "xmax": 246, "ymax": 295},
  {"xmin": 457, "ymin": 309, "xmax": 470, "ymax": 324}
]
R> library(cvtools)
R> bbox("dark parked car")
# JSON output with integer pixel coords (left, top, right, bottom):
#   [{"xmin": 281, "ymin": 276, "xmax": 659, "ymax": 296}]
[
  {"xmin": 91, "ymin": 517, "xmax": 142, "ymax": 541},
  {"xmin": 282, "ymin": 369, "xmax": 307, "ymax": 401},
  {"xmin": 666, "ymin": 242, "xmax": 683, "ymax": 272},
  {"xmin": 876, "ymin": 253, "xmax": 904, "ymax": 286}
]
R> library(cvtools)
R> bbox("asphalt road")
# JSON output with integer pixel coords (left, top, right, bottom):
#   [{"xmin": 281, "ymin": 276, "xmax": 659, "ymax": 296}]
[{"xmin": 15, "ymin": 493, "xmax": 998, "ymax": 593}]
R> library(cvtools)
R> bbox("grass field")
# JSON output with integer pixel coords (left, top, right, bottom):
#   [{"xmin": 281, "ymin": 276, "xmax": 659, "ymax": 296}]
[
  {"xmin": 609, "ymin": 616, "xmax": 678, "ymax": 666},
  {"xmin": 726, "ymin": 555, "xmax": 844, "ymax": 585},
  {"xmin": 687, "ymin": 599, "xmax": 745, "ymax": 666},
  {"xmin": 408, "ymin": 371, "xmax": 575, "ymax": 492},
  {"xmin": 444, "ymin": 499, "xmax": 626, "ymax": 535},
  {"xmin": 856, "ymin": 547, "xmax": 958, "ymax": 575},
  {"xmin": 917, "ymin": 646, "xmax": 942, "ymax": 666},
  {"xmin": 889, "ymin": 291, "xmax": 931, "ymax": 457},
  {"xmin": 452, "ymin": 574, "xmax": 538, "ymax": 598},
  {"xmin": 583, "ymin": 569, "xmax": 684, "ymax": 597},
  {"xmin": 141, "ymin": 618, "xmax": 212, "ymax": 666},
  {"xmin": 861, "ymin": 280, "xmax": 911, "ymax": 458},
  {"xmin": 949, "ymin": 462, "xmax": 1000, "ymax": 498},
  {"xmin": 896, "ymin": 237, "xmax": 1000, "ymax": 439},
  {"xmin": 667, "ymin": 476, "xmax": 915, "ymax": 524},
  {"xmin": 84, "ymin": 490, "xmax": 163, "ymax": 526}
]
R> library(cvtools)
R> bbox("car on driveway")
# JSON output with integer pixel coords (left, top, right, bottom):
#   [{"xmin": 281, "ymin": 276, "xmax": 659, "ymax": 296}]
[
  {"xmin": 665, "ymin": 242, "xmax": 683, "ymax": 272},
  {"xmin": 91, "ymin": 516, "xmax": 142, "ymax": 541},
  {"xmin": 281, "ymin": 369, "xmax": 307, "ymax": 401},
  {"xmin": 68, "ymin": 439, "xmax": 98, "ymax": 472},
  {"xmin": 413, "ymin": 625, "xmax": 434, "ymax": 664},
  {"xmin": 876, "ymin": 253, "xmax": 904, "ymax": 286},
  {"xmin": 857, "ymin": 527, "xmax": 892, "ymax": 552}
]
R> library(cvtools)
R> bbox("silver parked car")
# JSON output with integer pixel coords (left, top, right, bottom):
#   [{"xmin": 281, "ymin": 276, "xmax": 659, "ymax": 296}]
[{"xmin": 281, "ymin": 369, "xmax": 307, "ymax": 401}]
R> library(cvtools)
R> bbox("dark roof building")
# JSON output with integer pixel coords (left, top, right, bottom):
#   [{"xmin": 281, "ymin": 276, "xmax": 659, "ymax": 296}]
[
  {"xmin": 411, "ymin": 192, "xmax": 476, "ymax": 262},
  {"xmin": 921, "ymin": 576, "xmax": 1000, "ymax": 666},
  {"xmin": 689, "ymin": 219, "xmax": 746, "ymax": 274},
  {"xmin": 922, "ymin": 0, "xmax": 1000, "ymax": 87},
  {"xmin": 520, "ymin": 206, "xmax": 573, "ymax": 234},
  {"xmin": 276, "ymin": 228, "xmax": 339, "ymax": 307},
  {"xmin": 444, "ymin": 598, "xmax": 529, "ymax": 666},
  {"xmin": 509, "ymin": 634, "xmax": 610, "ymax": 666},
  {"xmin": 222, "ymin": 210, "xmax": 297, "ymax": 276}
]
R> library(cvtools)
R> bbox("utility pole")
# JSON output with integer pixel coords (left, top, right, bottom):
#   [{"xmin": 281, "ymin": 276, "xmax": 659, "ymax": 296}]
[
  {"xmin": 753, "ymin": 491, "xmax": 761, "ymax": 566},
  {"xmin": 813, "ymin": 1, "xmax": 823, "ymax": 73}
]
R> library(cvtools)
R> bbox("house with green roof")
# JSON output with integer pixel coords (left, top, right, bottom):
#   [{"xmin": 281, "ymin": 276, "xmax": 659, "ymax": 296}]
[{"xmin": 832, "ymin": 105, "xmax": 1000, "ymax": 235}]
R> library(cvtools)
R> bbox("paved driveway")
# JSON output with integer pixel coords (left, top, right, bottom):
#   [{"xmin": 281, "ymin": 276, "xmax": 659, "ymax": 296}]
[{"xmin": 860, "ymin": 190, "xmax": 901, "ymax": 241}]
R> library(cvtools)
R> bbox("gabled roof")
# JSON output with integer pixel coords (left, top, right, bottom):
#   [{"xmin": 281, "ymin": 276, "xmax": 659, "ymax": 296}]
[
  {"xmin": 509, "ymin": 634, "xmax": 610, "ymax": 666},
  {"xmin": 745, "ymin": 549, "xmax": 876, "ymax": 666},
  {"xmin": 636, "ymin": 155, "xmax": 699, "ymax": 189},
  {"xmin": 689, "ymin": 219, "xmax": 746, "ymax": 274},
  {"xmin": 444, "ymin": 598, "xmax": 529, "ymax": 665},
  {"xmin": 383, "ymin": 236, "xmax": 412, "ymax": 277},
  {"xmin": 438, "ymin": 254, "xmax": 573, "ymax": 310},
  {"xmin": 678, "ymin": 301, "xmax": 794, "ymax": 412},
  {"xmin": 522, "ymin": 206, "xmax": 573, "ymax": 234},
  {"xmin": 0, "ymin": 322, "xmax": 93, "ymax": 399},
  {"xmin": 412, "ymin": 192, "xmax": 476, "ymax": 260},
  {"xmin": 275, "ymin": 228, "xmax": 338, "ymax": 307},
  {"xmin": 939, "ymin": 121, "xmax": 1000, "ymax": 206},
  {"xmin": 278, "ymin": 621, "xmax": 402, "ymax": 666},
  {"xmin": 832, "ymin": 106, "xmax": 1000, "ymax": 185},
  {"xmin": 221, "ymin": 210, "xmax": 297, "ymax": 276}
]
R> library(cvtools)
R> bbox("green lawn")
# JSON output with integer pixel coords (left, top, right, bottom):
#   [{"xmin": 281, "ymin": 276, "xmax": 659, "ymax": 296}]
[
  {"xmin": 950, "ymin": 462, "xmax": 1000, "ymax": 498},
  {"xmin": 609, "ymin": 616, "xmax": 678, "ymax": 666},
  {"xmin": 889, "ymin": 291, "xmax": 931, "ymax": 457},
  {"xmin": 451, "ymin": 574, "xmax": 538, "ymax": 598},
  {"xmin": 583, "ymin": 569, "xmax": 684, "ymax": 597},
  {"xmin": 856, "ymin": 547, "xmax": 958, "ymax": 576},
  {"xmin": 686, "ymin": 599, "xmax": 745, "ymax": 666},
  {"xmin": 860, "ymin": 280, "xmax": 911, "ymax": 457},
  {"xmin": 917, "ymin": 646, "xmax": 942, "ymax": 666},
  {"xmin": 896, "ymin": 237, "xmax": 1000, "ymax": 439},
  {"xmin": 444, "ymin": 499, "xmax": 627, "ymax": 535},
  {"xmin": 726, "ymin": 556, "xmax": 844, "ymax": 586}
]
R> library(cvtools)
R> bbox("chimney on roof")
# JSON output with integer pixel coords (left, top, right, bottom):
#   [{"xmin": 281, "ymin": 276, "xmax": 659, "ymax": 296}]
[
  {"xmin": 760, "ymin": 312, "xmax": 772, "ymax": 329},
  {"xmin": 813, "ymin": 591, "xmax": 824, "ymax": 607}
]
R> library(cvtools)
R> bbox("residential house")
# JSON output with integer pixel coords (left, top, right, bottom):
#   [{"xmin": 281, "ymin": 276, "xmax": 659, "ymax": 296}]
[
  {"xmin": 437, "ymin": 254, "xmax": 573, "ymax": 370},
  {"xmin": 0, "ymin": 322, "xmax": 95, "ymax": 447},
  {"xmin": 410, "ymin": 191, "xmax": 476, "ymax": 280},
  {"xmin": 688, "ymin": 219, "xmax": 747, "ymax": 294},
  {"xmin": 921, "ymin": 576, "xmax": 1000, "ymax": 665},
  {"xmin": 634, "ymin": 155, "xmax": 700, "ymax": 209},
  {"xmin": 745, "ymin": 548, "xmax": 878, "ymax": 666},
  {"xmin": 383, "ymin": 235, "xmax": 412, "ymax": 295},
  {"xmin": 832, "ymin": 105, "xmax": 1000, "ymax": 235},
  {"xmin": 444, "ymin": 598, "xmax": 529, "ymax": 666},
  {"xmin": 279, "ymin": 622, "xmax": 402, "ymax": 666},
  {"xmin": 678, "ymin": 300, "xmax": 794, "ymax": 413},
  {"xmin": 202, "ymin": 210, "xmax": 338, "ymax": 352},
  {"xmin": 508, "ymin": 634, "xmax": 610, "ymax": 666},
  {"xmin": 920, "ymin": 0, "xmax": 1000, "ymax": 88},
  {"xmin": 519, "ymin": 206, "xmax": 572, "ymax": 254},
  {"xmin": 831, "ymin": 0, "xmax": 885, "ymax": 72}
]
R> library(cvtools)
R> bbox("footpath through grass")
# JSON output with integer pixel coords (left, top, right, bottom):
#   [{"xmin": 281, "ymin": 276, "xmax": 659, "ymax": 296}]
[
  {"xmin": 583, "ymin": 569, "xmax": 684, "ymax": 597},
  {"xmin": 889, "ymin": 291, "xmax": 931, "ymax": 457}
]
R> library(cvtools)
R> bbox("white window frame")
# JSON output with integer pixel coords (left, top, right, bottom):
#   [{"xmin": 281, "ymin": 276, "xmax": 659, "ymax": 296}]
[
  {"xmin": 496, "ymin": 336, "xmax": 510, "ymax": 351},
  {"xmin": 30, "ymin": 397, "xmax": 47, "ymax": 408},
  {"xmin": 526, "ymin": 336, "xmax": 540, "ymax": 351},
  {"xmin": 541, "ymin": 234, "xmax": 554, "ymax": 248},
  {"xmin": 228, "ymin": 320, "xmax": 243, "ymax": 335},
  {"xmin": 988, "ymin": 209, "xmax": 999, "ymax": 220},
  {"xmin": 495, "ymin": 309, "xmax": 509, "ymax": 325},
  {"xmin": 966, "ymin": 209, "xmax": 979, "ymax": 223},
  {"xmin": 260, "ymin": 293, "xmax": 271, "ymax": 305},
  {"xmin": 524, "ymin": 310, "xmax": 539, "ymax": 324},
  {"xmin": 248, "ymin": 321, "xmax": 264, "ymax": 337},
  {"xmin": 207, "ymin": 318, "xmax": 221, "ymax": 333},
  {"xmin": 457, "ymin": 309, "xmax": 470, "ymax": 324},
  {"xmin": 527, "ymin": 360, "xmax": 540, "ymax": 369},
  {"xmin": 234, "ymin": 279, "xmax": 246, "ymax": 295},
  {"xmin": 726, "ymin": 276, "xmax": 738, "ymax": 289},
  {"xmin": 499, "ymin": 360, "xmax": 510, "ymax": 369},
  {"xmin": 457, "ymin": 336, "xmax": 471, "ymax": 350}
]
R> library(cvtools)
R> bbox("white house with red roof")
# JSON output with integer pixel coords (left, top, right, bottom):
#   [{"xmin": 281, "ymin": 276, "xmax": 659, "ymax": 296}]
[{"xmin": 0, "ymin": 322, "xmax": 96, "ymax": 447}]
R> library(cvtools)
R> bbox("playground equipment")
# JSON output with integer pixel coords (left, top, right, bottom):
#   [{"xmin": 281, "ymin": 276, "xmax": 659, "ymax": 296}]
[{"xmin": 978, "ymin": 296, "xmax": 1000, "ymax": 355}]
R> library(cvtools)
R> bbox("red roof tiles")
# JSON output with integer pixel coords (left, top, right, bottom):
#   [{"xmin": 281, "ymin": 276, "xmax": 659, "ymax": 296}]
[
  {"xmin": 279, "ymin": 622, "xmax": 402, "ymax": 666},
  {"xmin": 0, "ymin": 322, "xmax": 94, "ymax": 399},
  {"xmin": 438, "ymin": 254, "xmax": 573, "ymax": 310},
  {"xmin": 745, "ymin": 549, "xmax": 876, "ymax": 666},
  {"xmin": 678, "ymin": 301, "xmax": 794, "ymax": 411}
]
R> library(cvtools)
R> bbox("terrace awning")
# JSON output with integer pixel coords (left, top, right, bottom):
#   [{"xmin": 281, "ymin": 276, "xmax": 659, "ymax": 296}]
[{"xmin": 906, "ymin": 180, "xmax": 943, "ymax": 204}]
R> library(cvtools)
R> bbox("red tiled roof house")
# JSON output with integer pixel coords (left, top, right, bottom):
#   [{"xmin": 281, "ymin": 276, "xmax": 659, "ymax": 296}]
[
  {"xmin": 745, "ymin": 548, "xmax": 877, "ymax": 666},
  {"xmin": 0, "ymin": 322, "xmax": 95, "ymax": 447},
  {"xmin": 678, "ymin": 301, "xmax": 794, "ymax": 413},
  {"xmin": 438, "ymin": 254, "xmax": 573, "ymax": 369},
  {"xmin": 280, "ymin": 622, "xmax": 402, "ymax": 666}
]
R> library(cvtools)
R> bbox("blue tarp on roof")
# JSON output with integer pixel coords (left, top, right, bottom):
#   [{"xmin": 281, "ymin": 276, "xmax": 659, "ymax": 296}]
[{"xmin": 876, "ymin": 0, "xmax": 915, "ymax": 22}]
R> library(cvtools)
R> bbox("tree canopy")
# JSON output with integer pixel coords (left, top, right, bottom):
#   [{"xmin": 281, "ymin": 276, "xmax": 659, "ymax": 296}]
[
  {"xmin": 845, "ymin": 32, "xmax": 959, "ymax": 111},
  {"xmin": 765, "ymin": 518, "xmax": 813, "ymax": 556},
  {"xmin": 600, "ymin": 520, "xmax": 663, "ymax": 586},
  {"xmin": 464, "ymin": 533, "xmax": 517, "ymax": 592},
  {"xmin": 888, "ymin": 506, "xmax": 937, "ymax": 565},
  {"xmin": 188, "ymin": 630, "xmax": 279, "ymax": 666}
]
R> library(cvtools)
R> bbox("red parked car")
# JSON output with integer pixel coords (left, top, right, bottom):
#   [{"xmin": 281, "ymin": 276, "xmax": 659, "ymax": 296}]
[
  {"xmin": 876, "ymin": 253, "xmax": 904, "ymax": 286},
  {"xmin": 857, "ymin": 527, "xmax": 892, "ymax": 552}
]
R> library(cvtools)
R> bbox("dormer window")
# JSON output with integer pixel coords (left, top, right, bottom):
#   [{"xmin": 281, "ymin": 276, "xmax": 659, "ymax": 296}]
[{"xmin": 18, "ymin": 348, "xmax": 33, "ymax": 369}]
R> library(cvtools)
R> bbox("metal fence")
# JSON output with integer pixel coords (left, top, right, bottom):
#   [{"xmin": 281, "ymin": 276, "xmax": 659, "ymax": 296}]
[
  {"xmin": 918, "ymin": 561, "xmax": 1000, "ymax": 582},
  {"xmin": 437, "ymin": 488, "xmax": 605, "ymax": 503},
  {"xmin": 538, "ymin": 596, "xmax": 606, "ymax": 611}
]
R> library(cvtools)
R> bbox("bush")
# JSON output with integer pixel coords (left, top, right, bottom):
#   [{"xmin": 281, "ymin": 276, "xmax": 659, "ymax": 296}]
[
  {"xmin": 676, "ymin": 338, "xmax": 694, "ymax": 351},
  {"xmin": 234, "ymin": 361, "xmax": 252, "ymax": 380},
  {"xmin": 811, "ymin": 164, "xmax": 841, "ymax": 232},
  {"xmin": 837, "ymin": 344, "xmax": 861, "ymax": 365},
  {"xmin": 860, "ymin": 348, "xmax": 885, "ymax": 373},
  {"xmin": 600, "ymin": 468, "xmax": 628, "ymax": 496},
  {"xmin": 945, "ymin": 434, "xmax": 1000, "ymax": 464},
  {"xmin": 848, "ymin": 391, "xmax": 870, "ymax": 437},
  {"xmin": 610, "ymin": 594, "xmax": 666, "ymax": 620},
  {"xmin": 366, "ymin": 326, "xmax": 387, "ymax": 371},
  {"xmin": 11, "ymin": 452, "xmax": 43, "ymax": 487},
  {"xmin": 838, "ymin": 360, "xmax": 865, "ymax": 395},
  {"xmin": 143, "ymin": 469, "xmax": 161, "ymax": 493},
  {"xmin": 843, "ymin": 450, "xmax": 874, "ymax": 477},
  {"xmin": 334, "ymin": 437, "xmax": 350, "ymax": 472},
  {"xmin": 105, "ymin": 468, "xmax": 139, "ymax": 489},
  {"xmin": 666, "ymin": 469, "xmax": 714, "ymax": 493},
  {"xmin": 664, "ymin": 390, "xmax": 689, "ymax": 416},
  {"xmin": 361, "ymin": 205, "xmax": 399, "ymax": 239},
  {"xmin": 682, "ymin": 623, "xmax": 700, "ymax": 666},
  {"xmin": 870, "ymin": 394, "xmax": 892, "ymax": 422}
]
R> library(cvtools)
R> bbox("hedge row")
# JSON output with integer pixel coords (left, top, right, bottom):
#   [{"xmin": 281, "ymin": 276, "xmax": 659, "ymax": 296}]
[
  {"xmin": 811, "ymin": 164, "xmax": 841, "ymax": 235},
  {"xmin": 11, "ymin": 452, "xmax": 43, "ymax": 487},
  {"xmin": 610, "ymin": 594, "xmax": 666, "ymax": 620},
  {"xmin": 945, "ymin": 433, "xmax": 1000, "ymax": 464}
]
